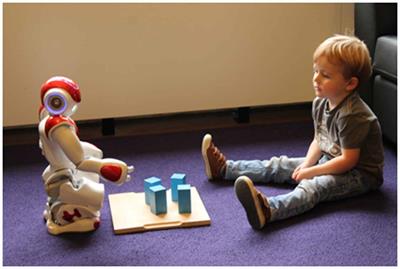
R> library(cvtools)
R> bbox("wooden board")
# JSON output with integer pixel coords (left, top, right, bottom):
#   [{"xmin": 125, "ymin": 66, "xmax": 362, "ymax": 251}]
[{"xmin": 108, "ymin": 187, "xmax": 211, "ymax": 234}]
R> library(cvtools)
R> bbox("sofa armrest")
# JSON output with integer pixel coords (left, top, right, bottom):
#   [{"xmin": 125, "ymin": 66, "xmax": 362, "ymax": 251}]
[{"xmin": 374, "ymin": 36, "xmax": 397, "ymax": 83}]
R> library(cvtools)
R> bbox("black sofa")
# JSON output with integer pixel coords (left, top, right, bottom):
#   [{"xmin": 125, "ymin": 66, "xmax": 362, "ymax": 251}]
[{"xmin": 355, "ymin": 3, "xmax": 397, "ymax": 144}]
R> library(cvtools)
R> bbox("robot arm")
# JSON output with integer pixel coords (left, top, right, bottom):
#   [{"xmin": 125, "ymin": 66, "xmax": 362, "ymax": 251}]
[
  {"xmin": 51, "ymin": 125, "xmax": 133, "ymax": 185},
  {"xmin": 81, "ymin": 141, "xmax": 103, "ymax": 159},
  {"xmin": 77, "ymin": 157, "xmax": 133, "ymax": 185},
  {"xmin": 50, "ymin": 124, "xmax": 85, "ymax": 164}
]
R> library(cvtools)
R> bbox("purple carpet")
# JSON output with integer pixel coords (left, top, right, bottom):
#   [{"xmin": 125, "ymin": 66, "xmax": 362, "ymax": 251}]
[{"xmin": 3, "ymin": 121, "xmax": 397, "ymax": 266}]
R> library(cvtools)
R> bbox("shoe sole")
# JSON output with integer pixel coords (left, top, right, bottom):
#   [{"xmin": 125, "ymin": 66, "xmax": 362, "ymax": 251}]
[
  {"xmin": 201, "ymin": 134, "xmax": 213, "ymax": 180},
  {"xmin": 234, "ymin": 176, "xmax": 266, "ymax": 230}
]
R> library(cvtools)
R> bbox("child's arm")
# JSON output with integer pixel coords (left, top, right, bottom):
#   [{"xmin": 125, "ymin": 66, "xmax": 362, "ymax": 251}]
[
  {"xmin": 302, "ymin": 138, "xmax": 322, "ymax": 167},
  {"xmin": 292, "ymin": 148, "xmax": 360, "ymax": 181},
  {"xmin": 292, "ymin": 138, "xmax": 322, "ymax": 179}
]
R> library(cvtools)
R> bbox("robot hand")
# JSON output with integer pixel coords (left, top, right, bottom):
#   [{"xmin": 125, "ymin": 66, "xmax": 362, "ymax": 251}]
[
  {"xmin": 99, "ymin": 158, "xmax": 134, "ymax": 185},
  {"xmin": 77, "ymin": 157, "xmax": 134, "ymax": 186}
]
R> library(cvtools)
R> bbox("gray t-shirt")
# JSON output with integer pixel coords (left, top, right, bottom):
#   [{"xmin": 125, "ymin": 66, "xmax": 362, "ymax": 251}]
[{"xmin": 312, "ymin": 92, "xmax": 384, "ymax": 185}]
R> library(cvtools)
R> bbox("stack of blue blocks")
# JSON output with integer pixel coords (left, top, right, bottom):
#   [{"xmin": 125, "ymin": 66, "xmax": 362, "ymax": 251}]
[
  {"xmin": 144, "ymin": 177, "xmax": 162, "ymax": 205},
  {"xmin": 171, "ymin": 173, "xmax": 186, "ymax": 201},
  {"xmin": 143, "ymin": 173, "xmax": 192, "ymax": 215}
]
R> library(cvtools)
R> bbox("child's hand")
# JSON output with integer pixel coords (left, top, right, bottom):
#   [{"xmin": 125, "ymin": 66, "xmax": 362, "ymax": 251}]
[
  {"xmin": 292, "ymin": 164, "xmax": 305, "ymax": 182},
  {"xmin": 292, "ymin": 162, "xmax": 310, "ymax": 178},
  {"xmin": 292, "ymin": 163, "xmax": 317, "ymax": 182},
  {"xmin": 292, "ymin": 167, "xmax": 315, "ymax": 182}
]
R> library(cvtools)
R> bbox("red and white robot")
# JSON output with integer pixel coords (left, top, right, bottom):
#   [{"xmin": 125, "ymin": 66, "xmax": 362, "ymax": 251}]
[{"xmin": 38, "ymin": 76, "xmax": 134, "ymax": 235}]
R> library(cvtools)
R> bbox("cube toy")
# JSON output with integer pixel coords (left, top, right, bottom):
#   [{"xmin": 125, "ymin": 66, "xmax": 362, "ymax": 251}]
[
  {"xmin": 177, "ymin": 184, "xmax": 191, "ymax": 214},
  {"xmin": 171, "ymin": 173, "xmax": 186, "ymax": 201},
  {"xmin": 144, "ymin": 177, "xmax": 161, "ymax": 205},
  {"xmin": 148, "ymin": 185, "xmax": 167, "ymax": 215}
]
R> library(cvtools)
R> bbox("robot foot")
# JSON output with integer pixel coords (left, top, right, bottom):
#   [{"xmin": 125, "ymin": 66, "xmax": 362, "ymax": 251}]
[
  {"xmin": 43, "ymin": 211, "xmax": 47, "ymax": 222},
  {"xmin": 46, "ymin": 217, "xmax": 100, "ymax": 235},
  {"xmin": 43, "ymin": 209, "xmax": 50, "ymax": 222}
]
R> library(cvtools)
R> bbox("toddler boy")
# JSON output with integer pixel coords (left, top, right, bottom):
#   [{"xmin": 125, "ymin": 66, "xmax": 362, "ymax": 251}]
[{"xmin": 201, "ymin": 35, "xmax": 384, "ymax": 229}]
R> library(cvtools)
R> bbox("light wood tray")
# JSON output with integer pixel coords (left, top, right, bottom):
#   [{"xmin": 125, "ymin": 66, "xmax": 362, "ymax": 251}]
[{"xmin": 108, "ymin": 187, "xmax": 211, "ymax": 234}]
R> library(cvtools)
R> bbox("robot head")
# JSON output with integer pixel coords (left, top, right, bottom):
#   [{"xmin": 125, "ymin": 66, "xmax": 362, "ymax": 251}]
[{"xmin": 40, "ymin": 76, "xmax": 81, "ymax": 116}]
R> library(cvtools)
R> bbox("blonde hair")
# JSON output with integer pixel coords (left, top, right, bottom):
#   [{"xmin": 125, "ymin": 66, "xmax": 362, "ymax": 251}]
[{"xmin": 313, "ymin": 35, "xmax": 372, "ymax": 85}]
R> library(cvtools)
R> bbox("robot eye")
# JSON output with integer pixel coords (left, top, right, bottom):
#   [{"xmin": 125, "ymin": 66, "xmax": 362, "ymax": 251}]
[
  {"xmin": 44, "ymin": 93, "xmax": 67, "ymax": 115},
  {"xmin": 50, "ymin": 97, "xmax": 63, "ymax": 109}
]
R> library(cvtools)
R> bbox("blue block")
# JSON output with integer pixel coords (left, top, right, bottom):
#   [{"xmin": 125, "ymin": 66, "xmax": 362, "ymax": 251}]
[
  {"xmin": 171, "ymin": 173, "xmax": 186, "ymax": 202},
  {"xmin": 149, "ymin": 185, "xmax": 167, "ymax": 215},
  {"xmin": 144, "ymin": 177, "xmax": 161, "ymax": 205},
  {"xmin": 178, "ymin": 184, "xmax": 191, "ymax": 214}
]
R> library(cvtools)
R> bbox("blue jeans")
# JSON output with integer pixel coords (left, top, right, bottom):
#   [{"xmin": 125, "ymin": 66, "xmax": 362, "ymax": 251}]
[{"xmin": 225, "ymin": 155, "xmax": 373, "ymax": 222}]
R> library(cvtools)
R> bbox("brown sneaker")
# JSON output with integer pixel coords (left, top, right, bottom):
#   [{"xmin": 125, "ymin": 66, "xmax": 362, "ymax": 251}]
[
  {"xmin": 234, "ymin": 176, "xmax": 271, "ymax": 230},
  {"xmin": 201, "ymin": 134, "xmax": 227, "ymax": 181}
]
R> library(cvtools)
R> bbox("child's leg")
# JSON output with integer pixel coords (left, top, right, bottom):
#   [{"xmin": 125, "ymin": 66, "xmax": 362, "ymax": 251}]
[
  {"xmin": 201, "ymin": 133, "xmax": 304, "ymax": 183},
  {"xmin": 268, "ymin": 169, "xmax": 370, "ymax": 222},
  {"xmin": 225, "ymin": 156, "xmax": 305, "ymax": 184},
  {"xmin": 201, "ymin": 134, "xmax": 227, "ymax": 181},
  {"xmin": 235, "ymin": 169, "xmax": 370, "ymax": 229}
]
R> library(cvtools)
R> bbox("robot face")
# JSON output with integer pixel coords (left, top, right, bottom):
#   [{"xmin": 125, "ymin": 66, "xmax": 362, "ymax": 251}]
[
  {"xmin": 44, "ymin": 92, "xmax": 68, "ymax": 115},
  {"xmin": 43, "ymin": 88, "xmax": 78, "ymax": 116}
]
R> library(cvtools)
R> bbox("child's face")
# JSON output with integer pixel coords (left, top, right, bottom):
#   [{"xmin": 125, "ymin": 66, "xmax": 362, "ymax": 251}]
[{"xmin": 312, "ymin": 56, "xmax": 355, "ymax": 105}]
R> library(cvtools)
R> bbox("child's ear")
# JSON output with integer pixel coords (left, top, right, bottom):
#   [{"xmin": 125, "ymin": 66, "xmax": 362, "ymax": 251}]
[{"xmin": 346, "ymin": 77, "xmax": 359, "ymax": 91}]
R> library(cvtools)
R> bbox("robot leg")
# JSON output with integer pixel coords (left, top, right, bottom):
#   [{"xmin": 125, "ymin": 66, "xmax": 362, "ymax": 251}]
[
  {"xmin": 47, "ymin": 202, "xmax": 101, "ymax": 235},
  {"xmin": 42, "ymin": 171, "xmax": 105, "ymax": 235},
  {"xmin": 42, "ymin": 168, "xmax": 73, "ymax": 221},
  {"xmin": 58, "ymin": 177, "xmax": 105, "ymax": 211}
]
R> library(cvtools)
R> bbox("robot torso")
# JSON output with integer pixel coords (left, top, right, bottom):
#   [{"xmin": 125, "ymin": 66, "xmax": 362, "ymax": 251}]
[{"xmin": 39, "ymin": 115, "xmax": 78, "ymax": 171}]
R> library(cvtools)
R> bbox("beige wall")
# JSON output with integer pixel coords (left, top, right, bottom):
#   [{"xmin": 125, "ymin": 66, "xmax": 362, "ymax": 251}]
[{"xmin": 4, "ymin": 3, "xmax": 354, "ymax": 127}]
